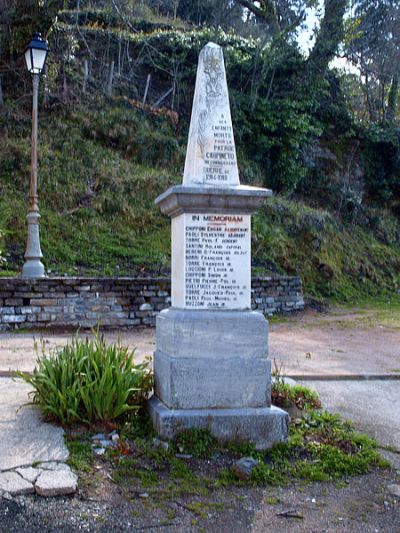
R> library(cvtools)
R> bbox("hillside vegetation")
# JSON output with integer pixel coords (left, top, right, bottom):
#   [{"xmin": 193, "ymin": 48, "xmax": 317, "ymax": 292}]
[{"xmin": 0, "ymin": 1, "xmax": 399, "ymax": 303}]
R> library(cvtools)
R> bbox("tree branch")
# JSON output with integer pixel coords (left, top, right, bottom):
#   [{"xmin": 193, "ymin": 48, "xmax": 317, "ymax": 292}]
[{"xmin": 235, "ymin": 0, "xmax": 281, "ymax": 35}]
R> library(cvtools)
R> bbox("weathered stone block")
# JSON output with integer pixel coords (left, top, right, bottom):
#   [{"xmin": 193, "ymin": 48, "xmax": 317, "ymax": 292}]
[
  {"xmin": 154, "ymin": 350, "xmax": 271, "ymax": 409},
  {"xmin": 0, "ymin": 307, "xmax": 14, "ymax": 315},
  {"xmin": 2, "ymin": 315, "xmax": 26, "ymax": 323},
  {"xmin": 5, "ymin": 298, "xmax": 23, "ymax": 306},
  {"xmin": 148, "ymin": 397, "xmax": 289, "ymax": 450},
  {"xmin": 156, "ymin": 308, "xmax": 268, "ymax": 359}
]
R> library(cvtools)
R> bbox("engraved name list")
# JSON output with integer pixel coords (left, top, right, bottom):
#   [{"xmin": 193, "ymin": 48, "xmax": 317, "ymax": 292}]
[{"xmin": 182, "ymin": 213, "xmax": 250, "ymax": 309}]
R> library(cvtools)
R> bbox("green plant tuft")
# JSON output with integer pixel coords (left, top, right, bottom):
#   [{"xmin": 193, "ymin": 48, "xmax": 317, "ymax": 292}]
[
  {"xmin": 272, "ymin": 381, "xmax": 322, "ymax": 410},
  {"xmin": 174, "ymin": 428, "xmax": 218, "ymax": 458},
  {"xmin": 18, "ymin": 332, "xmax": 152, "ymax": 425}
]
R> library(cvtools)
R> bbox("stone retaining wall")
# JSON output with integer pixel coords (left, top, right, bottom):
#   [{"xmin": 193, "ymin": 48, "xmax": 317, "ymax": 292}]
[{"xmin": 0, "ymin": 276, "xmax": 304, "ymax": 331}]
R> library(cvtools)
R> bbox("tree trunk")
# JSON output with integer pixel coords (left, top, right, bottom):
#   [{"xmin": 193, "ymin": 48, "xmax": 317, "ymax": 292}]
[
  {"xmin": 83, "ymin": 59, "xmax": 89, "ymax": 94},
  {"xmin": 307, "ymin": 0, "xmax": 347, "ymax": 76},
  {"xmin": 173, "ymin": 0, "xmax": 180, "ymax": 21},
  {"xmin": 387, "ymin": 74, "xmax": 398, "ymax": 122},
  {"xmin": 106, "ymin": 60, "xmax": 115, "ymax": 97},
  {"xmin": 75, "ymin": 0, "xmax": 81, "ymax": 25},
  {"xmin": 142, "ymin": 74, "xmax": 151, "ymax": 105}
]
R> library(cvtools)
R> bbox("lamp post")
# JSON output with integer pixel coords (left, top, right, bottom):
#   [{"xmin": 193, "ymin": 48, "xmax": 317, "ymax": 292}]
[{"xmin": 22, "ymin": 33, "xmax": 48, "ymax": 278}]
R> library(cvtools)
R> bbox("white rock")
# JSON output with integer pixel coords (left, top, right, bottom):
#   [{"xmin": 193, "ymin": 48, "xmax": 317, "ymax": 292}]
[
  {"xmin": 35, "ymin": 469, "xmax": 78, "ymax": 497},
  {"xmin": 15, "ymin": 466, "xmax": 43, "ymax": 483},
  {"xmin": 40, "ymin": 462, "xmax": 71, "ymax": 471},
  {"xmin": 0, "ymin": 471, "xmax": 34, "ymax": 496},
  {"xmin": 0, "ymin": 489, "xmax": 12, "ymax": 500},
  {"xmin": 139, "ymin": 303, "xmax": 153, "ymax": 311},
  {"xmin": 91, "ymin": 433, "xmax": 106, "ymax": 441},
  {"xmin": 387, "ymin": 484, "xmax": 400, "ymax": 498},
  {"xmin": 93, "ymin": 448, "xmax": 106, "ymax": 456}
]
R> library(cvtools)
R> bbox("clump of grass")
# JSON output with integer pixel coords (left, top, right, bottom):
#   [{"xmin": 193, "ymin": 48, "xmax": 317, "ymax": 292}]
[
  {"xmin": 65, "ymin": 438, "xmax": 93, "ymax": 472},
  {"xmin": 250, "ymin": 410, "xmax": 388, "ymax": 485},
  {"xmin": 272, "ymin": 382, "xmax": 322, "ymax": 410},
  {"xmin": 18, "ymin": 332, "xmax": 152, "ymax": 425},
  {"xmin": 174, "ymin": 428, "xmax": 218, "ymax": 458}
]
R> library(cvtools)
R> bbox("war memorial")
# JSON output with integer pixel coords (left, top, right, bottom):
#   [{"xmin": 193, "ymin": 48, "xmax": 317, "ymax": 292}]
[{"xmin": 148, "ymin": 43, "xmax": 289, "ymax": 448}]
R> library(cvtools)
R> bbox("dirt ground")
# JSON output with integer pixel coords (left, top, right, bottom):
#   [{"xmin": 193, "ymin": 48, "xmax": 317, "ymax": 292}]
[
  {"xmin": 1, "ymin": 306, "xmax": 399, "ymax": 377},
  {"xmin": 269, "ymin": 307, "xmax": 400, "ymax": 377},
  {"xmin": 0, "ymin": 461, "xmax": 399, "ymax": 532}
]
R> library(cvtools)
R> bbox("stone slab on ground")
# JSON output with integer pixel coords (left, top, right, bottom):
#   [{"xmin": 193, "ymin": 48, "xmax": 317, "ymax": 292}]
[
  {"xmin": 148, "ymin": 396, "xmax": 288, "ymax": 450},
  {"xmin": 15, "ymin": 467, "xmax": 42, "ymax": 483},
  {"xmin": 0, "ymin": 471, "xmax": 34, "ymax": 496},
  {"xmin": 35, "ymin": 469, "xmax": 78, "ymax": 497},
  {"xmin": 0, "ymin": 378, "xmax": 69, "ymax": 471}
]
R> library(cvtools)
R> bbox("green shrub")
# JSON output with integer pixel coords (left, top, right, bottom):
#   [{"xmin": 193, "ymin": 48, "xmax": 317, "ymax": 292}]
[
  {"xmin": 19, "ymin": 333, "xmax": 152, "ymax": 425},
  {"xmin": 363, "ymin": 122, "xmax": 400, "ymax": 206}
]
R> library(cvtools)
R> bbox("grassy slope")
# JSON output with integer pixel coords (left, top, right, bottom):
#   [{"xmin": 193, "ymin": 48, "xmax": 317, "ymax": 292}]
[{"xmin": 0, "ymin": 100, "xmax": 399, "ymax": 302}]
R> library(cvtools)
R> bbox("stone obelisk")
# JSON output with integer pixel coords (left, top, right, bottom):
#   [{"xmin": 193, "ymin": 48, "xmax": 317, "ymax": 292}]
[{"xmin": 148, "ymin": 43, "xmax": 288, "ymax": 449}]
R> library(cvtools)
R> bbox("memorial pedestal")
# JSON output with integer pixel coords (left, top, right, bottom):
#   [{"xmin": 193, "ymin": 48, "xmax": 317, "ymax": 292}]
[
  {"xmin": 148, "ymin": 186, "xmax": 289, "ymax": 449},
  {"xmin": 148, "ymin": 397, "xmax": 288, "ymax": 450},
  {"xmin": 148, "ymin": 42, "xmax": 288, "ymax": 449}
]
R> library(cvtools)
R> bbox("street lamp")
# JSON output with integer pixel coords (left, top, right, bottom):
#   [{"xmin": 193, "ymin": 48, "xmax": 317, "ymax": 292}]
[{"xmin": 22, "ymin": 33, "xmax": 48, "ymax": 278}]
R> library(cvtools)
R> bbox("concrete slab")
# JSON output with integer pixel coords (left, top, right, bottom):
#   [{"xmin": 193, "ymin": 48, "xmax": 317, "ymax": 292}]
[
  {"xmin": 299, "ymin": 380, "xmax": 400, "ymax": 466},
  {"xmin": 0, "ymin": 378, "xmax": 69, "ymax": 471}
]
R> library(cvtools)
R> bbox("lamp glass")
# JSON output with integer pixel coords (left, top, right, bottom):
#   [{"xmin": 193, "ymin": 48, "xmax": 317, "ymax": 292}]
[{"xmin": 24, "ymin": 34, "xmax": 48, "ymax": 75}]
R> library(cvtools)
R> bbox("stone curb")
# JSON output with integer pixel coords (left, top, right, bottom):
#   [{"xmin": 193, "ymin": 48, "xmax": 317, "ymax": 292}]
[{"xmin": 287, "ymin": 374, "xmax": 400, "ymax": 381}]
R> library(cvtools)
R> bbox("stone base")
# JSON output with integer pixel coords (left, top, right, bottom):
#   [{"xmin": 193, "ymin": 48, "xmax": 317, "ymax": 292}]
[
  {"xmin": 154, "ymin": 308, "xmax": 271, "ymax": 409},
  {"xmin": 154, "ymin": 349, "xmax": 271, "ymax": 409},
  {"xmin": 148, "ymin": 396, "xmax": 289, "ymax": 450}
]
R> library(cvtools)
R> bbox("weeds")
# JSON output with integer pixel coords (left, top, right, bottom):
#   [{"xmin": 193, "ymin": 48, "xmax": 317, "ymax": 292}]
[
  {"xmin": 272, "ymin": 382, "xmax": 322, "ymax": 410},
  {"xmin": 173, "ymin": 428, "xmax": 218, "ymax": 458}
]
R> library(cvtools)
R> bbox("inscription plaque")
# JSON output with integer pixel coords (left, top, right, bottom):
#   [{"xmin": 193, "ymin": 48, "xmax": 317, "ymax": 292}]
[{"xmin": 172, "ymin": 213, "xmax": 250, "ymax": 310}]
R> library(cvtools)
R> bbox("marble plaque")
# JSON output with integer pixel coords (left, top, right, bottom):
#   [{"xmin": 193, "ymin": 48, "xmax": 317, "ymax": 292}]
[
  {"xmin": 172, "ymin": 213, "xmax": 251, "ymax": 310},
  {"xmin": 183, "ymin": 43, "xmax": 240, "ymax": 187}
]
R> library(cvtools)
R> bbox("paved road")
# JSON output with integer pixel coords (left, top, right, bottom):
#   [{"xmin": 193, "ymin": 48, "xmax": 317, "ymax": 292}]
[{"xmin": 299, "ymin": 379, "xmax": 400, "ymax": 468}]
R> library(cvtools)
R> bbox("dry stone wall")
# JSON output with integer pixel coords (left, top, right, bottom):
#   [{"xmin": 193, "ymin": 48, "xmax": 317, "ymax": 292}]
[{"xmin": 0, "ymin": 276, "xmax": 304, "ymax": 331}]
